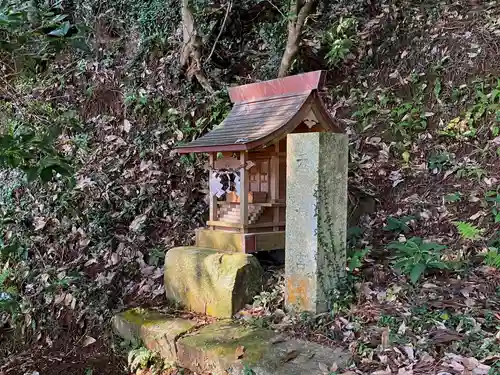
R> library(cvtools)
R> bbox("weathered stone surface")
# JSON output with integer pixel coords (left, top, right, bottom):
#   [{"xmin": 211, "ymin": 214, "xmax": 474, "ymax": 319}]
[
  {"xmin": 176, "ymin": 321, "xmax": 351, "ymax": 375},
  {"xmin": 285, "ymin": 133, "xmax": 348, "ymax": 313},
  {"xmin": 112, "ymin": 308, "xmax": 197, "ymax": 361},
  {"xmin": 196, "ymin": 228, "xmax": 285, "ymax": 253},
  {"xmin": 164, "ymin": 247, "xmax": 263, "ymax": 318}
]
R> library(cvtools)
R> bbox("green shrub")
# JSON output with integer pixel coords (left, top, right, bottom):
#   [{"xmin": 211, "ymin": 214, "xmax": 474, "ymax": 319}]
[
  {"xmin": 484, "ymin": 248, "xmax": 500, "ymax": 269},
  {"xmin": 388, "ymin": 237, "xmax": 449, "ymax": 284},
  {"xmin": 383, "ymin": 216, "xmax": 414, "ymax": 234},
  {"xmin": 324, "ymin": 17, "xmax": 358, "ymax": 67}
]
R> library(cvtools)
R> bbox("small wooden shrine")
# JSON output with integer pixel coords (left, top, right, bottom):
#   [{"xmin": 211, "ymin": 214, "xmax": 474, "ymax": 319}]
[{"xmin": 176, "ymin": 71, "xmax": 342, "ymax": 253}]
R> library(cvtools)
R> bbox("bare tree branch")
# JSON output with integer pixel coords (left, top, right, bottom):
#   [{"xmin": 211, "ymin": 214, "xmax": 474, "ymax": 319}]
[{"xmin": 205, "ymin": 0, "xmax": 232, "ymax": 66}]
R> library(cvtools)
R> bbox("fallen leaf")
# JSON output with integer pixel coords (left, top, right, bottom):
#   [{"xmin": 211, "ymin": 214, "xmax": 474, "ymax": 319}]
[
  {"xmin": 397, "ymin": 368, "xmax": 413, "ymax": 375},
  {"xmin": 469, "ymin": 211, "xmax": 484, "ymax": 220},
  {"xmin": 123, "ymin": 119, "xmax": 132, "ymax": 133},
  {"xmin": 129, "ymin": 214, "xmax": 147, "ymax": 232},
  {"xmin": 398, "ymin": 321, "xmax": 407, "ymax": 335},
  {"xmin": 83, "ymin": 336, "xmax": 96, "ymax": 347},
  {"xmin": 462, "ymin": 357, "xmax": 479, "ymax": 370},
  {"xmin": 234, "ymin": 345, "xmax": 245, "ymax": 359},
  {"xmin": 371, "ymin": 367, "xmax": 392, "ymax": 375},
  {"xmin": 430, "ymin": 329, "xmax": 464, "ymax": 344},
  {"xmin": 381, "ymin": 327, "xmax": 390, "ymax": 349},
  {"xmin": 403, "ymin": 345, "xmax": 414, "ymax": 362},
  {"xmin": 34, "ymin": 217, "xmax": 47, "ymax": 231}
]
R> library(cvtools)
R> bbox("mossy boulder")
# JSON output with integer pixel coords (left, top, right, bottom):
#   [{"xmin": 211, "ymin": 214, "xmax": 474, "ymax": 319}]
[
  {"xmin": 176, "ymin": 321, "xmax": 351, "ymax": 375},
  {"xmin": 111, "ymin": 308, "xmax": 197, "ymax": 361},
  {"xmin": 164, "ymin": 247, "xmax": 263, "ymax": 318}
]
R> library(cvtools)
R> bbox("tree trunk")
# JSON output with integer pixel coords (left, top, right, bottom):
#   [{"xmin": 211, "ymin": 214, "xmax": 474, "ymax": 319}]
[
  {"xmin": 277, "ymin": 0, "xmax": 317, "ymax": 78},
  {"xmin": 180, "ymin": 0, "xmax": 214, "ymax": 93}
]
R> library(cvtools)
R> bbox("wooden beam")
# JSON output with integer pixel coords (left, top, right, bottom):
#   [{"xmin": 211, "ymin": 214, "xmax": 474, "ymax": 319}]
[
  {"xmin": 207, "ymin": 220, "xmax": 286, "ymax": 230},
  {"xmin": 214, "ymin": 156, "xmax": 242, "ymax": 170},
  {"xmin": 208, "ymin": 153, "xmax": 217, "ymax": 227},
  {"xmin": 207, "ymin": 221, "xmax": 244, "ymax": 228},
  {"xmin": 249, "ymin": 221, "xmax": 286, "ymax": 229},
  {"xmin": 270, "ymin": 144, "xmax": 279, "ymax": 202},
  {"xmin": 239, "ymin": 151, "xmax": 249, "ymax": 230}
]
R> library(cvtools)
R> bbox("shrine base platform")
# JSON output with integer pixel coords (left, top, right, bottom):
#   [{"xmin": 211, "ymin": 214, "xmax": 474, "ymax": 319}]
[{"xmin": 195, "ymin": 228, "xmax": 285, "ymax": 253}]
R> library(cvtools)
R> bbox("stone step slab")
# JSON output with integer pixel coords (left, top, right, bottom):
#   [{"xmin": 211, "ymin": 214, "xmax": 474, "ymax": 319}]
[
  {"xmin": 112, "ymin": 308, "xmax": 351, "ymax": 375},
  {"xmin": 112, "ymin": 308, "xmax": 198, "ymax": 362}
]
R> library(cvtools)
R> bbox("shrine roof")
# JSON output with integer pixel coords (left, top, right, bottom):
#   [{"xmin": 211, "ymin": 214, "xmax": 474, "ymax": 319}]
[{"xmin": 175, "ymin": 71, "xmax": 343, "ymax": 154}]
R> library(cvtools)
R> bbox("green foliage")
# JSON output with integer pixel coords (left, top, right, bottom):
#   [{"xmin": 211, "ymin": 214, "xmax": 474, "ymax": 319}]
[
  {"xmin": 324, "ymin": 17, "xmax": 358, "ymax": 67},
  {"xmin": 490, "ymin": 361, "xmax": 500, "ymax": 375},
  {"xmin": 440, "ymin": 79, "xmax": 500, "ymax": 139},
  {"xmin": 389, "ymin": 100, "xmax": 428, "ymax": 139},
  {"xmin": 0, "ymin": 1, "xmax": 86, "ymax": 71},
  {"xmin": 484, "ymin": 248, "xmax": 500, "ymax": 269},
  {"xmin": 383, "ymin": 216, "xmax": 414, "ymax": 234},
  {"xmin": 453, "ymin": 221, "xmax": 483, "ymax": 240},
  {"xmin": 128, "ymin": 347, "xmax": 158, "ymax": 372},
  {"xmin": 347, "ymin": 226, "xmax": 363, "ymax": 248},
  {"xmin": 445, "ymin": 192, "xmax": 462, "ymax": 202},
  {"xmin": 347, "ymin": 247, "xmax": 369, "ymax": 271},
  {"xmin": 243, "ymin": 364, "xmax": 256, "ymax": 375},
  {"xmin": 388, "ymin": 237, "xmax": 449, "ymax": 284},
  {"xmin": 0, "ymin": 99, "xmax": 76, "ymax": 181},
  {"xmin": 455, "ymin": 165, "xmax": 487, "ymax": 181},
  {"xmin": 147, "ymin": 247, "xmax": 165, "ymax": 267},
  {"xmin": 0, "ymin": 266, "xmax": 20, "ymax": 317},
  {"xmin": 428, "ymin": 151, "xmax": 453, "ymax": 173},
  {"xmin": 485, "ymin": 190, "xmax": 500, "ymax": 223}
]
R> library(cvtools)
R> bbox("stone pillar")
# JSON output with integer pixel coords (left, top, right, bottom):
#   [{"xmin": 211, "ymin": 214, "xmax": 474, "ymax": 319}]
[{"xmin": 285, "ymin": 133, "xmax": 348, "ymax": 313}]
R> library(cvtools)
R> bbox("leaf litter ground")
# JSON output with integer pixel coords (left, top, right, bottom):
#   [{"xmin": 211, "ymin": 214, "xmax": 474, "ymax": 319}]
[{"xmin": 2, "ymin": 1, "xmax": 500, "ymax": 375}]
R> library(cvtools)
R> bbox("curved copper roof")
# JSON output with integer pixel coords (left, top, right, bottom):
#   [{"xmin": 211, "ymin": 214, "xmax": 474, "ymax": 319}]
[{"xmin": 175, "ymin": 71, "xmax": 342, "ymax": 154}]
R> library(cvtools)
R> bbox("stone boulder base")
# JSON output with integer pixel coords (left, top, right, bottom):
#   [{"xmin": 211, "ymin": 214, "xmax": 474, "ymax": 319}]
[
  {"xmin": 164, "ymin": 247, "xmax": 263, "ymax": 318},
  {"xmin": 111, "ymin": 308, "xmax": 197, "ymax": 362},
  {"xmin": 177, "ymin": 321, "xmax": 350, "ymax": 375},
  {"xmin": 112, "ymin": 309, "xmax": 351, "ymax": 375}
]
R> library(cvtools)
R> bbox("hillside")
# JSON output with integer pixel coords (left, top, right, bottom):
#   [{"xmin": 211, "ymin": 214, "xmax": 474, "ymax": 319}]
[{"xmin": 1, "ymin": 1, "xmax": 500, "ymax": 374}]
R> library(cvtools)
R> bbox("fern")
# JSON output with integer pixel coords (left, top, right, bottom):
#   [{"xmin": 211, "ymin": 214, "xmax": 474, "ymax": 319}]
[
  {"xmin": 128, "ymin": 347, "xmax": 155, "ymax": 372},
  {"xmin": 453, "ymin": 221, "xmax": 483, "ymax": 240},
  {"xmin": 485, "ymin": 248, "xmax": 500, "ymax": 269}
]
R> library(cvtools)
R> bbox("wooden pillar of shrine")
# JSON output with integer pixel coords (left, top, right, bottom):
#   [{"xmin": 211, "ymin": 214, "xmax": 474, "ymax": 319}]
[
  {"xmin": 270, "ymin": 143, "xmax": 280, "ymax": 231},
  {"xmin": 208, "ymin": 153, "xmax": 217, "ymax": 230},
  {"xmin": 239, "ymin": 151, "xmax": 249, "ymax": 232}
]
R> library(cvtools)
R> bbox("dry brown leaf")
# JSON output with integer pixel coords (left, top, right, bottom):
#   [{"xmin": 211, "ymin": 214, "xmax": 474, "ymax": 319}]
[
  {"xmin": 82, "ymin": 336, "xmax": 96, "ymax": 347},
  {"xmin": 397, "ymin": 368, "xmax": 413, "ymax": 375},
  {"xmin": 234, "ymin": 345, "xmax": 245, "ymax": 359},
  {"xmin": 371, "ymin": 367, "xmax": 392, "ymax": 375},
  {"xmin": 129, "ymin": 214, "xmax": 147, "ymax": 232},
  {"xmin": 462, "ymin": 357, "xmax": 479, "ymax": 370},
  {"xmin": 123, "ymin": 119, "xmax": 131, "ymax": 133},
  {"xmin": 381, "ymin": 327, "xmax": 390, "ymax": 349}
]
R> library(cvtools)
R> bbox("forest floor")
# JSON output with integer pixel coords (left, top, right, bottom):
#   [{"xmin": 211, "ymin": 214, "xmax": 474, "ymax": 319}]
[{"xmin": 1, "ymin": 1, "xmax": 500, "ymax": 374}]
